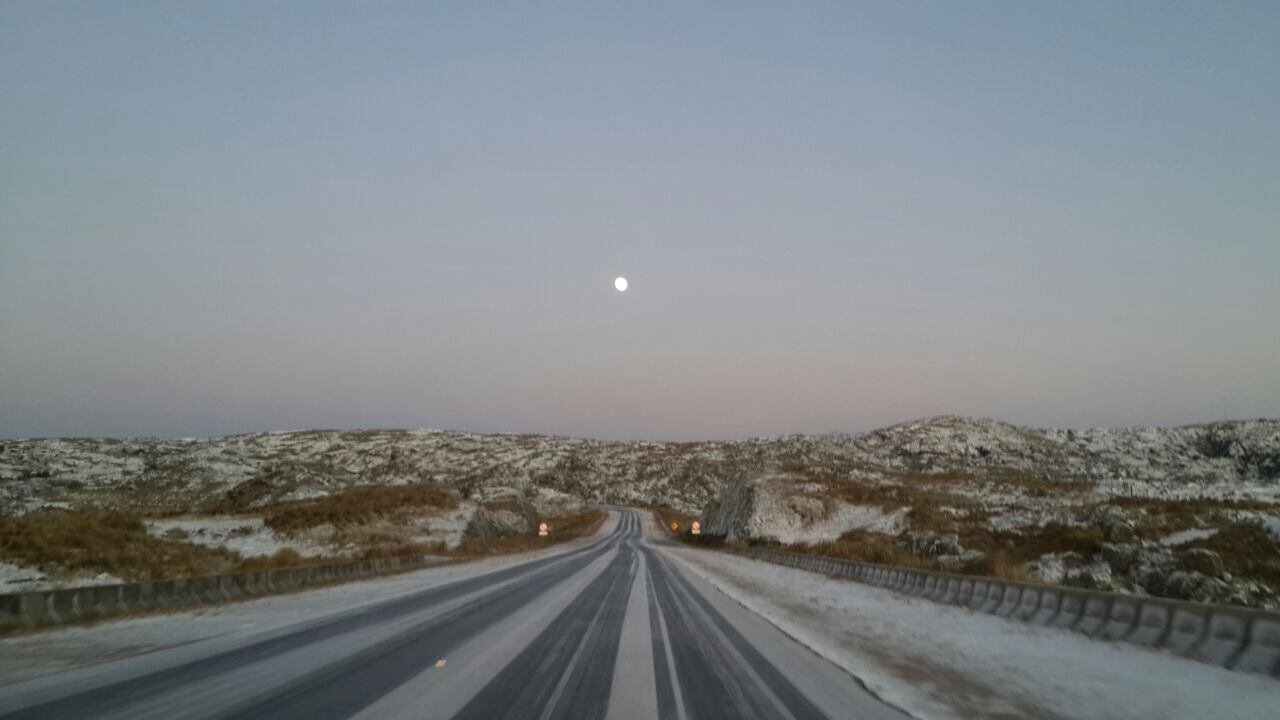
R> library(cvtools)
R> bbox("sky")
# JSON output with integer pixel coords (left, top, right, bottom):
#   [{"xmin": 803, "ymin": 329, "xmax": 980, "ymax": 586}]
[{"xmin": 1, "ymin": 1, "xmax": 1278, "ymax": 441}]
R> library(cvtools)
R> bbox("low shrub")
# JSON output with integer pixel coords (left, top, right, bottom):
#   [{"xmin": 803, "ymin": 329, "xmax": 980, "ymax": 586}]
[{"xmin": 0, "ymin": 511, "xmax": 240, "ymax": 581}]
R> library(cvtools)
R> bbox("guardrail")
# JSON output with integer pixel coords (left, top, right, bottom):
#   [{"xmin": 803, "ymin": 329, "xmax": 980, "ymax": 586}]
[
  {"xmin": 739, "ymin": 548, "xmax": 1280, "ymax": 678},
  {"xmin": 0, "ymin": 554, "xmax": 450, "ymax": 632}
]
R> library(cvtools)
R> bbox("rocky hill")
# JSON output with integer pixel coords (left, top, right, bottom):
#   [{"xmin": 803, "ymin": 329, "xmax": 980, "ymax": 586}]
[
  {"xmin": 2, "ymin": 416, "xmax": 1279, "ymax": 605},
  {"xmin": 4, "ymin": 417, "xmax": 1278, "ymax": 518}
]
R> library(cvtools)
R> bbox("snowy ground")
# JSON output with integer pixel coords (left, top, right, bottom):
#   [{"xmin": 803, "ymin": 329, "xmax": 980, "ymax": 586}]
[
  {"xmin": 664, "ymin": 545, "xmax": 1280, "ymax": 720},
  {"xmin": 1, "ymin": 561, "xmax": 122, "ymax": 595},
  {"xmin": 145, "ymin": 517, "xmax": 329, "ymax": 558},
  {"xmin": 416, "ymin": 501, "xmax": 476, "ymax": 550},
  {"xmin": 0, "ymin": 562, "xmax": 48, "ymax": 594}
]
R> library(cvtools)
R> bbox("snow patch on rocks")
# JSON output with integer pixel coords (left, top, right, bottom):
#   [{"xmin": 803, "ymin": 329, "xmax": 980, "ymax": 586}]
[
  {"xmin": 145, "ymin": 518, "xmax": 329, "ymax": 558},
  {"xmin": 1160, "ymin": 527, "xmax": 1219, "ymax": 546},
  {"xmin": 0, "ymin": 562, "xmax": 47, "ymax": 594},
  {"xmin": 702, "ymin": 472, "xmax": 905, "ymax": 545}
]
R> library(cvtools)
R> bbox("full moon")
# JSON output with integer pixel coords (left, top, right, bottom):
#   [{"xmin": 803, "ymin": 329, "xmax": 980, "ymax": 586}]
[{"xmin": 614, "ymin": 277, "xmax": 628, "ymax": 292}]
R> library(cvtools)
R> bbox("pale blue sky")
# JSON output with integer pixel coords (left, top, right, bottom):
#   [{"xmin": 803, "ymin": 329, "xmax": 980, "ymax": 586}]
[{"xmin": 2, "ymin": 1, "xmax": 1277, "ymax": 440}]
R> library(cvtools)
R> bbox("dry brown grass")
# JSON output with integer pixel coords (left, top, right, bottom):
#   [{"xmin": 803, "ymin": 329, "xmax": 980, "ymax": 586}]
[
  {"xmin": 991, "ymin": 522, "xmax": 1104, "ymax": 561},
  {"xmin": 0, "ymin": 503, "xmax": 603, "ymax": 588},
  {"xmin": 358, "ymin": 541, "xmax": 445, "ymax": 560},
  {"xmin": 1187, "ymin": 522, "xmax": 1280, "ymax": 585},
  {"xmin": 480, "ymin": 500, "xmax": 526, "ymax": 514},
  {"xmin": 0, "ymin": 511, "xmax": 241, "ymax": 581},
  {"xmin": 236, "ymin": 540, "xmax": 451, "ymax": 572},
  {"xmin": 804, "ymin": 531, "xmax": 939, "ymax": 570},
  {"xmin": 754, "ymin": 531, "xmax": 1037, "ymax": 582},
  {"xmin": 969, "ymin": 550, "xmax": 1027, "ymax": 581},
  {"xmin": 983, "ymin": 470, "xmax": 1092, "ymax": 496},
  {"xmin": 263, "ymin": 484, "xmax": 460, "ymax": 534},
  {"xmin": 235, "ymin": 548, "xmax": 308, "ymax": 572},
  {"xmin": 1112, "ymin": 497, "xmax": 1276, "ymax": 542}
]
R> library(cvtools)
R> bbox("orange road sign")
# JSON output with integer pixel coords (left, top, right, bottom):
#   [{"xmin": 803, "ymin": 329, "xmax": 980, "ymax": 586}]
[{"xmin": 670, "ymin": 522, "xmax": 679, "ymax": 531}]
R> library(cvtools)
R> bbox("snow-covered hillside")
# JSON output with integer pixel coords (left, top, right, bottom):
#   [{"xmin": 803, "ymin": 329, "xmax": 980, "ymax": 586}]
[
  {"xmin": 2, "ymin": 416, "xmax": 1278, "ymax": 604},
  {"xmin": 2, "ymin": 417, "xmax": 1277, "ymax": 518}
]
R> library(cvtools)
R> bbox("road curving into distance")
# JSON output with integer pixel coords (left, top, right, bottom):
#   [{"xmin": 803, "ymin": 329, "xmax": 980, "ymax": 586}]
[{"xmin": 0, "ymin": 510, "xmax": 908, "ymax": 720}]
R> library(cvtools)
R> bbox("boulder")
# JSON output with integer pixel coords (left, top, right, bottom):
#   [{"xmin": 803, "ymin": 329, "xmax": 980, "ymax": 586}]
[
  {"xmin": 785, "ymin": 495, "xmax": 826, "ymax": 523},
  {"xmin": 1027, "ymin": 551, "xmax": 1085, "ymax": 584},
  {"xmin": 1102, "ymin": 518, "xmax": 1136, "ymax": 543},
  {"xmin": 898, "ymin": 531, "xmax": 963, "ymax": 558},
  {"xmin": 1129, "ymin": 546, "xmax": 1179, "ymax": 595},
  {"xmin": 1093, "ymin": 505, "xmax": 1136, "ymax": 543},
  {"xmin": 464, "ymin": 495, "xmax": 537, "ymax": 539},
  {"xmin": 941, "ymin": 549, "xmax": 986, "ymax": 568},
  {"xmin": 464, "ymin": 508, "xmax": 530, "ymax": 538},
  {"xmin": 1101, "ymin": 542, "xmax": 1141, "ymax": 573},
  {"xmin": 1181, "ymin": 548, "xmax": 1224, "ymax": 578},
  {"xmin": 700, "ymin": 472, "xmax": 906, "ymax": 544},
  {"xmin": 1161, "ymin": 571, "xmax": 1209, "ymax": 600},
  {"xmin": 1063, "ymin": 562, "xmax": 1114, "ymax": 591}
]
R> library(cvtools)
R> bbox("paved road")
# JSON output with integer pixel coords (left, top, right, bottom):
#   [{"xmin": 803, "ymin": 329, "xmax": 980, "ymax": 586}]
[{"xmin": 0, "ymin": 510, "xmax": 907, "ymax": 720}]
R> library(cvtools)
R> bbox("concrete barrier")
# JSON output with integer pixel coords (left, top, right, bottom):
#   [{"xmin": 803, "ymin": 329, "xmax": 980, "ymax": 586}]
[
  {"xmin": 735, "ymin": 548, "xmax": 1280, "ymax": 678},
  {"xmin": 1076, "ymin": 596, "xmax": 1112, "ymax": 637},
  {"xmin": 1030, "ymin": 588, "xmax": 1062, "ymax": 625},
  {"xmin": 1101, "ymin": 597, "xmax": 1140, "ymax": 640},
  {"xmin": 1128, "ymin": 601, "xmax": 1173, "ymax": 646},
  {"xmin": 1193, "ymin": 613, "xmax": 1249, "ymax": 666},
  {"xmin": 1164, "ymin": 607, "xmax": 1211, "ymax": 655},
  {"xmin": 119, "ymin": 582, "xmax": 145, "ymax": 611},
  {"xmin": 89, "ymin": 585, "xmax": 122, "ymax": 617},
  {"xmin": 190, "ymin": 576, "xmax": 218, "ymax": 604},
  {"xmin": 921, "ymin": 577, "xmax": 938, "ymax": 600},
  {"xmin": 979, "ymin": 584, "xmax": 1006, "ymax": 614},
  {"xmin": 968, "ymin": 581, "xmax": 990, "ymax": 610},
  {"xmin": 47, "ymin": 588, "xmax": 80, "ymax": 624},
  {"xmin": 227, "ymin": 573, "xmax": 251, "ymax": 599},
  {"xmin": 1014, "ymin": 586, "xmax": 1040, "ymax": 622},
  {"xmin": 940, "ymin": 578, "xmax": 961, "ymax": 604},
  {"xmin": 0, "ymin": 594, "xmax": 23, "ymax": 631},
  {"xmin": 0, "ymin": 553, "xmax": 449, "ymax": 633},
  {"xmin": 996, "ymin": 585, "xmax": 1023, "ymax": 618},
  {"xmin": 1232, "ymin": 617, "xmax": 1280, "ymax": 676},
  {"xmin": 1051, "ymin": 592, "xmax": 1085, "ymax": 629},
  {"xmin": 909, "ymin": 574, "xmax": 925, "ymax": 595}
]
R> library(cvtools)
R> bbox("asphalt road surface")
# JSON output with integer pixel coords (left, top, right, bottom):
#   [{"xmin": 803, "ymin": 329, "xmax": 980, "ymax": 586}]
[{"xmin": 0, "ymin": 510, "xmax": 908, "ymax": 720}]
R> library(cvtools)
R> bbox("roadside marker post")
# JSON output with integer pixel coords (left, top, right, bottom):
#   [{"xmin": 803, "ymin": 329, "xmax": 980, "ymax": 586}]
[{"xmin": 538, "ymin": 522, "xmax": 549, "ymax": 537}]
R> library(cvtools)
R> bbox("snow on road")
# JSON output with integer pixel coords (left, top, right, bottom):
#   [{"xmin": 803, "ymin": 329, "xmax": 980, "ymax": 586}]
[
  {"xmin": 665, "ymin": 545, "xmax": 1280, "ymax": 720},
  {"xmin": 0, "ymin": 513, "xmax": 618, "ymax": 686}
]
